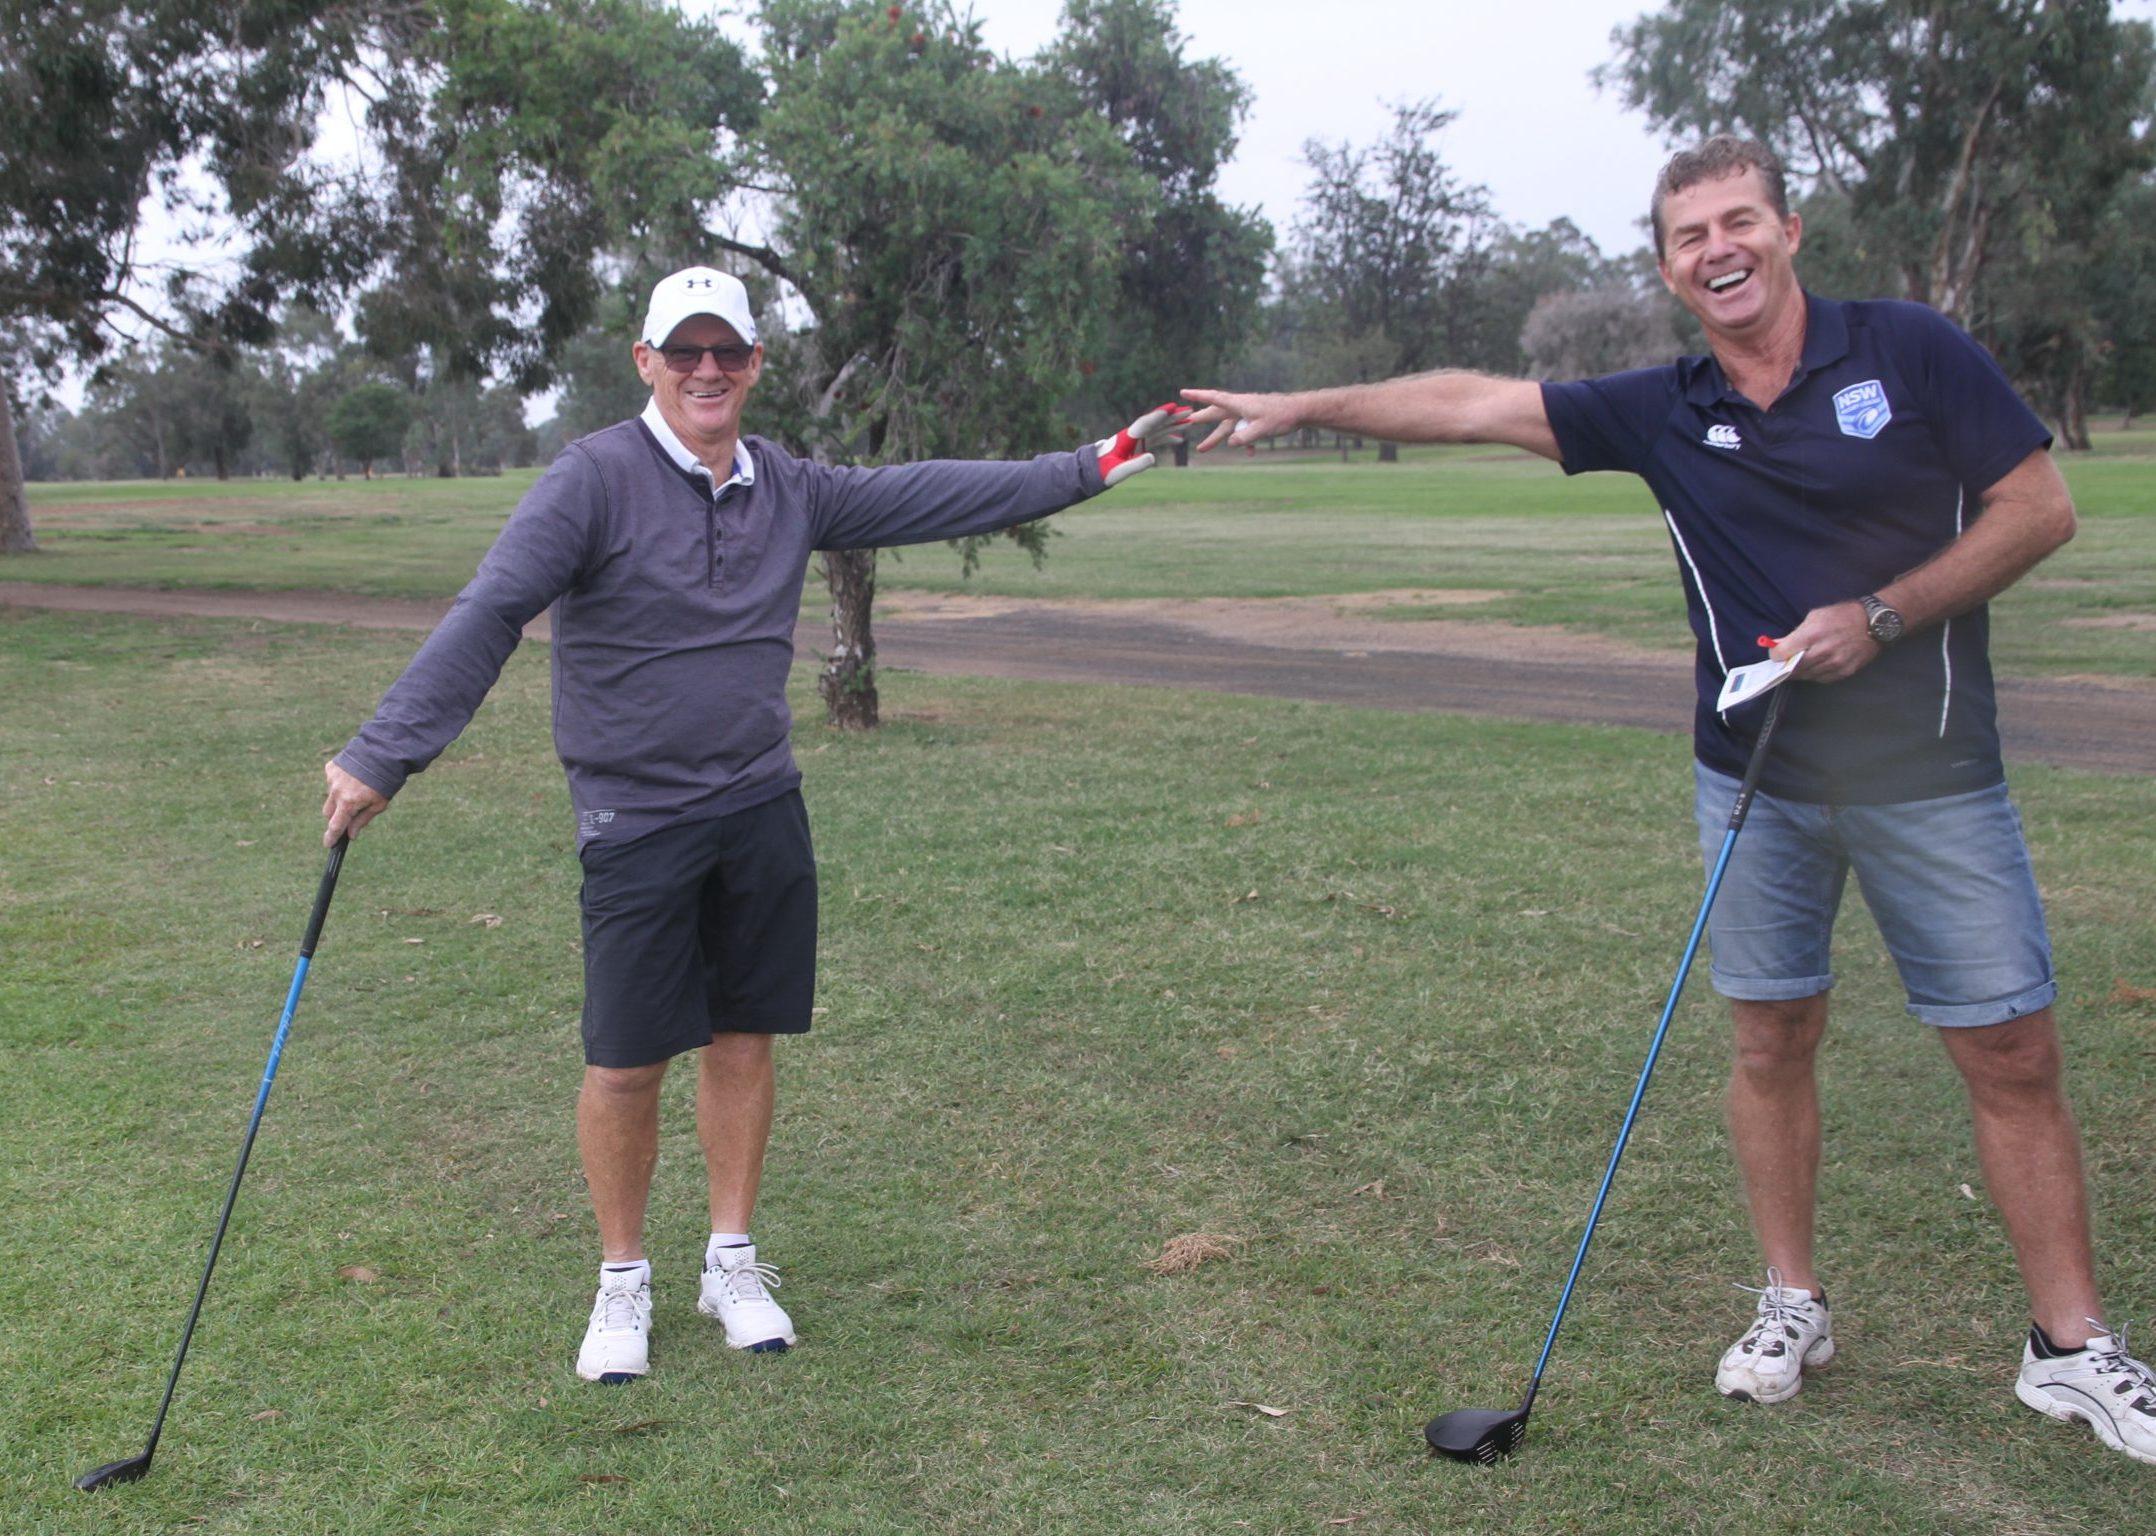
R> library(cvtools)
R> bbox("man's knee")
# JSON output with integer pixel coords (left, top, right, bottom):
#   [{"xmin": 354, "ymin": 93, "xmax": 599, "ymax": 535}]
[
  {"xmin": 1730, "ymin": 996, "xmax": 1829, "ymax": 1079},
  {"xmin": 583, "ymin": 1060, "xmax": 669, "ymax": 1104},
  {"xmin": 1944, "ymin": 1008, "xmax": 2066, "ymax": 1099},
  {"xmin": 702, "ymin": 1031, "xmax": 775, "ymax": 1073}
]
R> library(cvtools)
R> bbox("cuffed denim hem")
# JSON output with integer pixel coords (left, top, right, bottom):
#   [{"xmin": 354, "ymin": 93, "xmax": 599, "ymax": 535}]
[
  {"xmin": 1909, "ymin": 979, "xmax": 2059, "ymax": 1030},
  {"xmin": 1708, "ymin": 969, "xmax": 1836, "ymax": 1004}
]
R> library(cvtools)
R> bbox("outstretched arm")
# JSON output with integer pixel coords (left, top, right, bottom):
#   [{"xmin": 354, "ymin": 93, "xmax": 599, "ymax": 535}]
[
  {"xmin": 1181, "ymin": 373, "xmax": 1561, "ymax": 461},
  {"xmin": 1772, "ymin": 447, "xmax": 2078, "ymax": 682}
]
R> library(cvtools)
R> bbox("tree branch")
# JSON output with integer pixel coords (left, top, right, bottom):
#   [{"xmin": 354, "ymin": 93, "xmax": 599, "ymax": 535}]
[{"xmin": 706, "ymin": 234, "xmax": 818, "ymax": 311}]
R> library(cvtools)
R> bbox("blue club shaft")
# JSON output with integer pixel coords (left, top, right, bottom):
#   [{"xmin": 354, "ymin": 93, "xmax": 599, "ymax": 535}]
[
  {"xmin": 127, "ymin": 839, "xmax": 346, "ymax": 1467},
  {"xmin": 1519, "ymin": 687, "xmax": 1787, "ymax": 1414}
]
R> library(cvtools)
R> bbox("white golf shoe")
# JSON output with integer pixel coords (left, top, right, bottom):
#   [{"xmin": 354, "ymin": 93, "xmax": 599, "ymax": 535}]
[
  {"xmin": 2016, "ymin": 1323, "xmax": 2156, "ymax": 1466},
  {"xmin": 575, "ymin": 1263, "xmax": 652, "ymax": 1384},
  {"xmin": 698, "ymin": 1243, "xmax": 796, "ymax": 1353},
  {"xmin": 1716, "ymin": 1268, "xmax": 1834, "ymax": 1405}
]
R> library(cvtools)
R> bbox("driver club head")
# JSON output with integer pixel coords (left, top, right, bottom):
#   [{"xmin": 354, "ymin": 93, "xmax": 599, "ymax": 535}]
[
  {"xmin": 1425, "ymin": 1405, "xmax": 1530, "ymax": 1465},
  {"xmin": 76, "ymin": 1452, "xmax": 155, "ymax": 1492}
]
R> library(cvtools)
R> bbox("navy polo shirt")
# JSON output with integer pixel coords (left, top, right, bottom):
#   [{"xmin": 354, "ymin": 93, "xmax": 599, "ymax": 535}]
[{"xmin": 1541, "ymin": 294, "xmax": 2052, "ymax": 805}]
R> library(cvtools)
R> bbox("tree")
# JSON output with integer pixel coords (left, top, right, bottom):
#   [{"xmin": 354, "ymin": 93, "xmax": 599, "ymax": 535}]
[
  {"xmin": 84, "ymin": 351, "xmax": 184, "ymax": 480},
  {"xmin": 0, "ymin": 0, "xmax": 758, "ymax": 550},
  {"xmin": 405, "ymin": 375, "xmax": 535, "ymax": 476},
  {"xmin": 167, "ymin": 349, "xmax": 258, "ymax": 481},
  {"xmin": 2088, "ymin": 178, "xmax": 2156, "ymax": 423},
  {"xmin": 1292, "ymin": 99, "xmax": 1499, "ymax": 382},
  {"xmin": 1448, "ymin": 218, "xmax": 1627, "ymax": 377},
  {"xmin": 353, "ymin": 0, "xmax": 760, "ymax": 394},
  {"xmin": 723, "ymin": 0, "xmax": 1153, "ymax": 728},
  {"xmin": 327, "ymin": 383, "xmax": 416, "ymax": 479},
  {"xmin": 1603, "ymin": 1, "xmax": 2155, "ymax": 327},
  {"xmin": 545, "ymin": 287, "xmax": 667, "ymax": 445},
  {"xmin": 0, "ymin": 1, "xmax": 427, "ymax": 549},
  {"xmin": 1520, "ymin": 283, "xmax": 1683, "ymax": 379},
  {"xmin": 251, "ymin": 305, "xmax": 349, "ymax": 480},
  {"xmin": 1038, "ymin": 0, "xmax": 1272, "ymax": 434}
]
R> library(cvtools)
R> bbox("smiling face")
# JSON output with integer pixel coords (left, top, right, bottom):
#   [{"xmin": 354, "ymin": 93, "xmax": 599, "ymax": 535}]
[
  {"xmin": 1655, "ymin": 165, "xmax": 1806, "ymax": 347},
  {"xmin": 633, "ymin": 315, "xmax": 763, "ymax": 469}
]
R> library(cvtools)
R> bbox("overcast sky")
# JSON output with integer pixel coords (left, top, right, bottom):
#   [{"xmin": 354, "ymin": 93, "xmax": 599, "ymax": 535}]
[
  {"xmin": 703, "ymin": 0, "xmax": 2156, "ymax": 260},
  {"xmin": 954, "ymin": 0, "xmax": 1677, "ymax": 257},
  {"xmin": 693, "ymin": 0, "xmax": 1679, "ymax": 257}
]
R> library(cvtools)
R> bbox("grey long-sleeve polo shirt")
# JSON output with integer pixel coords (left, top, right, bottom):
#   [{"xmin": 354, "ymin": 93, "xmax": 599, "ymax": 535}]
[{"xmin": 336, "ymin": 418, "xmax": 1107, "ymax": 847}]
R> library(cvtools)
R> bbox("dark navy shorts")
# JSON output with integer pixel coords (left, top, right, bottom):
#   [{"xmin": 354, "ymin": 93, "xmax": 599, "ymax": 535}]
[
  {"xmin": 577, "ymin": 789, "xmax": 818, "ymax": 1067},
  {"xmin": 1693, "ymin": 766, "xmax": 2055, "ymax": 1028}
]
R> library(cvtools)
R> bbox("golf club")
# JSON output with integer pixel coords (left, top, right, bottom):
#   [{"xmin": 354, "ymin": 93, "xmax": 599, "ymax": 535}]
[
  {"xmin": 77, "ymin": 837, "xmax": 349, "ymax": 1492},
  {"xmin": 1426, "ymin": 683, "xmax": 1790, "ymax": 1464}
]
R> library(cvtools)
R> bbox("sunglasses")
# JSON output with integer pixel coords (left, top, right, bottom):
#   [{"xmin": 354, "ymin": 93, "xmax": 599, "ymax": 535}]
[{"xmin": 658, "ymin": 342, "xmax": 758, "ymax": 373}]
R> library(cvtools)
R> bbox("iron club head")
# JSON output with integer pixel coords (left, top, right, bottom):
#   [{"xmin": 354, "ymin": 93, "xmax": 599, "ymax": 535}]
[
  {"xmin": 76, "ymin": 1452, "xmax": 155, "ymax": 1491},
  {"xmin": 1425, "ymin": 1405, "xmax": 1530, "ymax": 1464}
]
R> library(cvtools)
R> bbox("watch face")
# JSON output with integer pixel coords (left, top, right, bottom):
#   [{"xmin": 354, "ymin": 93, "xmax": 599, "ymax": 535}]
[{"xmin": 1869, "ymin": 605, "xmax": 1904, "ymax": 644}]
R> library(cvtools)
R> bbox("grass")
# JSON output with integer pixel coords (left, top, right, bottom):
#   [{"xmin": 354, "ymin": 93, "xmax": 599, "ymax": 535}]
[
  {"xmin": 4, "ymin": 442, "xmax": 2154, "ymax": 1530},
  {"xmin": 3, "ymin": 604, "xmax": 2154, "ymax": 1534},
  {"xmin": 15, "ymin": 432, "xmax": 2155, "ymax": 679}
]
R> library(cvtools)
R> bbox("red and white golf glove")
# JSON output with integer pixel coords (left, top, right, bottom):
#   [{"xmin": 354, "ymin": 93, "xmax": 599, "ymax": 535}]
[{"xmin": 1094, "ymin": 403, "xmax": 1197, "ymax": 488}]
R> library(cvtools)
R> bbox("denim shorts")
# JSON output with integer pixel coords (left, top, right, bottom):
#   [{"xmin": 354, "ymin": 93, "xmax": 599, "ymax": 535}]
[{"xmin": 1692, "ymin": 765, "xmax": 2056, "ymax": 1027}]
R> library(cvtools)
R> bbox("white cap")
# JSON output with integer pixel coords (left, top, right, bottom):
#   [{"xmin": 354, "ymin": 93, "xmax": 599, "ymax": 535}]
[{"xmin": 641, "ymin": 266, "xmax": 757, "ymax": 348}]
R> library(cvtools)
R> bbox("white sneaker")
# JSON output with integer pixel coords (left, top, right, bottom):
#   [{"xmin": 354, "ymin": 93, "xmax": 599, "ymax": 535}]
[
  {"xmin": 2016, "ymin": 1322, "xmax": 2156, "ymax": 1466},
  {"xmin": 697, "ymin": 1243, "xmax": 796, "ymax": 1352},
  {"xmin": 575, "ymin": 1264, "xmax": 652, "ymax": 1383},
  {"xmin": 1716, "ymin": 1268, "xmax": 1834, "ymax": 1405}
]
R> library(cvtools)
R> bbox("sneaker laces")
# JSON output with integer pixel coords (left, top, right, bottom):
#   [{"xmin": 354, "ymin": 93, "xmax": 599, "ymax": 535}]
[
  {"xmin": 2080, "ymin": 1320, "xmax": 2156, "ymax": 1414},
  {"xmin": 594, "ymin": 1278, "xmax": 647, "ymax": 1332},
  {"xmin": 713, "ymin": 1259, "xmax": 783, "ymax": 1306},
  {"xmin": 1731, "ymin": 1266, "xmax": 1816, "ymax": 1357}
]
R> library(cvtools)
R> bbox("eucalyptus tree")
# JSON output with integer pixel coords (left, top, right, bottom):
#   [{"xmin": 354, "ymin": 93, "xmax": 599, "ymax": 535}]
[
  {"xmin": 0, "ymin": 0, "xmax": 756, "ymax": 549},
  {"xmin": 1602, "ymin": 0, "xmax": 2155, "ymax": 430},
  {"xmin": 719, "ymin": 0, "xmax": 1153, "ymax": 727},
  {"xmin": 1292, "ymin": 99, "xmax": 1499, "ymax": 383},
  {"xmin": 1038, "ymin": 0, "xmax": 1272, "ymax": 435}
]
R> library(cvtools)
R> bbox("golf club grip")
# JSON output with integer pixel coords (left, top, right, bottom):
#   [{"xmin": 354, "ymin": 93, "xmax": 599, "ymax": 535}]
[
  {"xmin": 300, "ymin": 837, "xmax": 347, "ymax": 958},
  {"xmin": 1724, "ymin": 685, "xmax": 1790, "ymax": 832}
]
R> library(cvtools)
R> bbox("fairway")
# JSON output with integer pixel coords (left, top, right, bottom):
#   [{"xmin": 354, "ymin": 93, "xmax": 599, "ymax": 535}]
[
  {"xmin": 4, "ymin": 449, "xmax": 2154, "ymax": 1532},
  {"xmin": 16, "ymin": 436, "xmax": 2156, "ymax": 678}
]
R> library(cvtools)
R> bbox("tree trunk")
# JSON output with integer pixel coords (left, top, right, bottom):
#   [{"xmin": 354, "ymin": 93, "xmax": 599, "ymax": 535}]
[
  {"xmin": 819, "ymin": 546, "xmax": 880, "ymax": 729},
  {"xmin": 2060, "ymin": 365, "xmax": 2092, "ymax": 452},
  {"xmin": 0, "ymin": 389, "xmax": 35, "ymax": 554},
  {"xmin": 1377, "ymin": 442, "xmax": 1399, "ymax": 463}
]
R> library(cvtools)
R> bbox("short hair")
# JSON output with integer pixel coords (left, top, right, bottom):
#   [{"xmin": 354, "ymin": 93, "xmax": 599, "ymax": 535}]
[{"xmin": 1651, "ymin": 136, "xmax": 1790, "ymax": 256}]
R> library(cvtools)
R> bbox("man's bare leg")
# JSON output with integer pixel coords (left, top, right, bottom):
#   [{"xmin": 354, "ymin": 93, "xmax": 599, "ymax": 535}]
[
  {"xmin": 699, "ymin": 1032, "xmax": 775, "ymax": 1234},
  {"xmin": 1727, "ymin": 995, "xmax": 1831, "ymax": 1294},
  {"xmin": 577, "ymin": 1061, "xmax": 669, "ymax": 1262},
  {"xmin": 1937, "ymin": 1008, "xmax": 2104, "ymax": 1346}
]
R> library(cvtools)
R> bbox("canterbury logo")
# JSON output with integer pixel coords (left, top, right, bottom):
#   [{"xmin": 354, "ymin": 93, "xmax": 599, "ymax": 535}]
[{"xmin": 1703, "ymin": 424, "xmax": 1741, "ymax": 450}]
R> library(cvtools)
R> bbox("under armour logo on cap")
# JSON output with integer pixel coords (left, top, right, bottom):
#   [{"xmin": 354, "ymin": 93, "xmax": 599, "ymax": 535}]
[{"xmin": 642, "ymin": 266, "xmax": 758, "ymax": 348}]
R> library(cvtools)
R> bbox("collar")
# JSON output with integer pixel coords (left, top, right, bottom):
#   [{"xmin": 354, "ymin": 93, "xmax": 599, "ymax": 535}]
[
  {"xmin": 1683, "ymin": 291, "xmax": 1850, "ymax": 407},
  {"xmin": 640, "ymin": 397, "xmax": 755, "ymax": 490}
]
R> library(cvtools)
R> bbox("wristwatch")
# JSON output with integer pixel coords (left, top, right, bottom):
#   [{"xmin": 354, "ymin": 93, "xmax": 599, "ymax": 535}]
[{"xmin": 1859, "ymin": 593, "xmax": 1905, "ymax": 647}]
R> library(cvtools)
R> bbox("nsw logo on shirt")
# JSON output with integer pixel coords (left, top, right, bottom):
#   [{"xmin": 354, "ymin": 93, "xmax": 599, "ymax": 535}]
[
  {"xmin": 1702, "ymin": 423, "xmax": 1742, "ymax": 451},
  {"xmin": 1833, "ymin": 379, "xmax": 1892, "ymax": 439}
]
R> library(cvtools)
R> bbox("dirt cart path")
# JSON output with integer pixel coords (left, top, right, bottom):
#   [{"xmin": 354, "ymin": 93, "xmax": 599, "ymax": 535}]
[{"xmin": 4, "ymin": 581, "xmax": 2149, "ymax": 776}]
